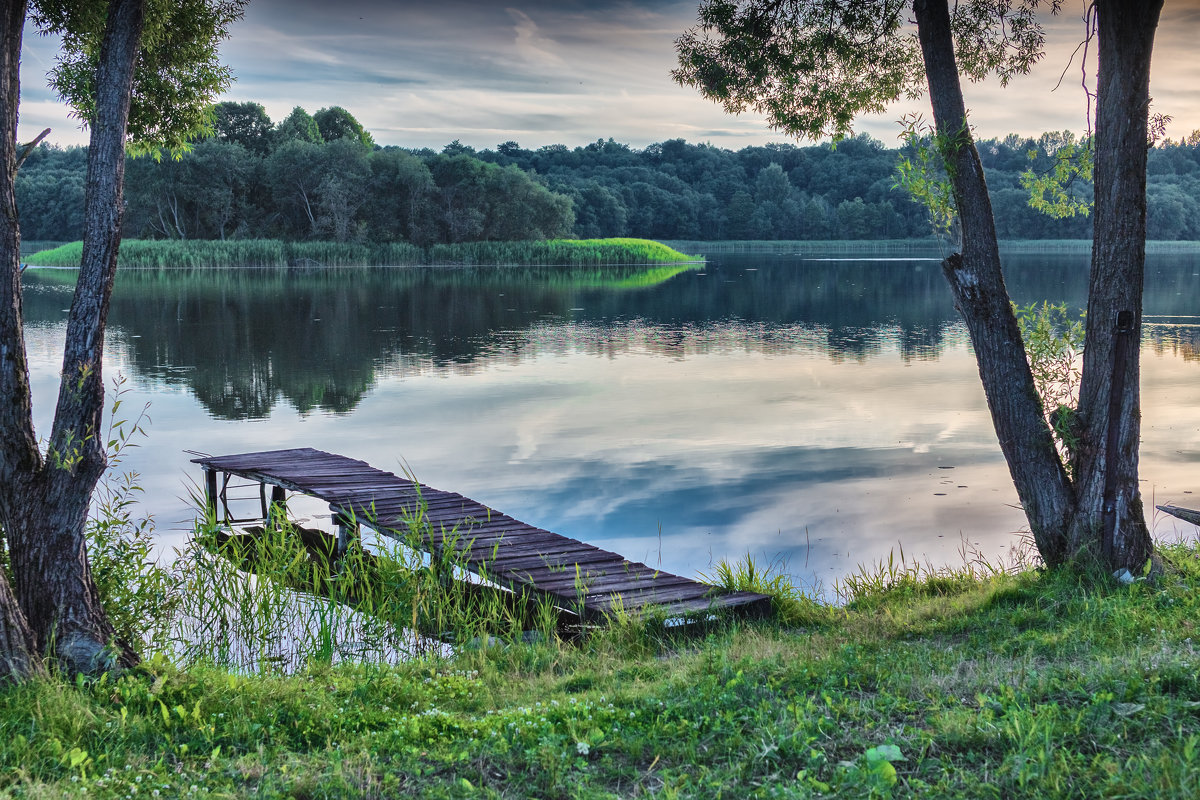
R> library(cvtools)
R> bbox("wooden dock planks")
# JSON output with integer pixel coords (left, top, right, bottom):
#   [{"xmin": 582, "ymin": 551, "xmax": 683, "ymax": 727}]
[{"xmin": 192, "ymin": 447, "xmax": 771, "ymax": 621}]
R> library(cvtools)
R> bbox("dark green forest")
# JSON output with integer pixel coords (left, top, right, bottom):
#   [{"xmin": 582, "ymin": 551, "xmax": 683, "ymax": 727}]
[{"xmin": 17, "ymin": 101, "xmax": 1200, "ymax": 244}]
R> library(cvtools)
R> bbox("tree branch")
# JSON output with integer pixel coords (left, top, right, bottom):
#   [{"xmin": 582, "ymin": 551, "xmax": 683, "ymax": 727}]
[{"xmin": 14, "ymin": 128, "xmax": 49, "ymax": 172}]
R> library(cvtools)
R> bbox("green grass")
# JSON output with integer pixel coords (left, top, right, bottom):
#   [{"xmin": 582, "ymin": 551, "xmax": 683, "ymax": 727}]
[
  {"xmin": 8, "ymin": 532, "xmax": 1200, "ymax": 798},
  {"xmin": 23, "ymin": 238, "xmax": 698, "ymax": 269}
]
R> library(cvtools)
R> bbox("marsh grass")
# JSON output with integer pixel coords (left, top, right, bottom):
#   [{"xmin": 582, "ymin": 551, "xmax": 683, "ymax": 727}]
[{"xmin": 24, "ymin": 237, "xmax": 698, "ymax": 269}]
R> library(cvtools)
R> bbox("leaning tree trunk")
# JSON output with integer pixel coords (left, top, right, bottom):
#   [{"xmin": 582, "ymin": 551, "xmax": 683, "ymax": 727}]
[
  {"xmin": 4, "ymin": 0, "xmax": 145, "ymax": 675},
  {"xmin": 913, "ymin": 0, "xmax": 1073, "ymax": 564},
  {"xmin": 0, "ymin": 0, "xmax": 45, "ymax": 682},
  {"xmin": 1066, "ymin": 0, "xmax": 1162, "ymax": 570}
]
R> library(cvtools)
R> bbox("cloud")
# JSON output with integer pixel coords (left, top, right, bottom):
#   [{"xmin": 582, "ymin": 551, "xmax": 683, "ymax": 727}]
[
  {"xmin": 16, "ymin": 1, "xmax": 1200, "ymax": 151},
  {"xmin": 506, "ymin": 8, "xmax": 566, "ymax": 68}
]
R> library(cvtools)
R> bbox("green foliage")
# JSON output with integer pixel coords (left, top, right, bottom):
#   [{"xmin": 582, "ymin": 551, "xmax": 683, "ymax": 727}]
[
  {"xmin": 894, "ymin": 114, "xmax": 958, "ymax": 236},
  {"xmin": 274, "ymin": 106, "xmax": 322, "ymax": 145},
  {"xmin": 1020, "ymin": 132, "xmax": 1095, "ymax": 218},
  {"xmin": 86, "ymin": 376, "xmax": 177, "ymax": 654},
  {"xmin": 674, "ymin": 0, "xmax": 1052, "ymax": 142},
  {"xmin": 312, "ymin": 106, "xmax": 375, "ymax": 149},
  {"xmin": 211, "ymin": 101, "xmax": 273, "ymax": 155},
  {"xmin": 426, "ymin": 238, "xmax": 698, "ymax": 266},
  {"xmin": 674, "ymin": 0, "xmax": 924, "ymax": 141},
  {"xmin": 1015, "ymin": 301, "xmax": 1085, "ymax": 468},
  {"xmin": 25, "ymin": 238, "xmax": 697, "ymax": 269},
  {"xmin": 33, "ymin": 0, "xmax": 247, "ymax": 157},
  {"xmin": 700, "ymin": 552, "xmax": 829, "ymax": 625}
]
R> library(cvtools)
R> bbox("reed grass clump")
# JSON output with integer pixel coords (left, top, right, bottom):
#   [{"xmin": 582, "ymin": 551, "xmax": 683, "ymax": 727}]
[
  {"xmin": 24, "ymin": 237, "xmax": 696, "ymax": 269},
  {"xmin": 164, "ymin": 495, "xmax": 568, "ymax": 673}
]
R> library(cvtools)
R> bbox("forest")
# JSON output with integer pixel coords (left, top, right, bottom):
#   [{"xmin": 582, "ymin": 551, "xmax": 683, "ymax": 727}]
[{"xmin": 17, "ymin": 101, "xmax": 1200, "ymax": 244}]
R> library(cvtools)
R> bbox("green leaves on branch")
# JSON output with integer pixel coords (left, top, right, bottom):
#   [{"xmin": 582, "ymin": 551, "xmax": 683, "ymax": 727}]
[
  {"xmin": 893, "ymin": 113, "xmax": 957, "ymax": 236},
  {"xmin": 1015, "ymin": 301, "xmax": 1085, "ymax": 470},
  {"xmin": 673, "ymin": 0, "xmax": 923, "ymax": 141},
  {"xmin": 1020, "ymin": 133, "xmax": 1093, "ymax": 219},
  {"xmin": 33, "ymin": 0, "xmax": 247, "ymax": 158},
  {"xmin": 674, "ymin": 0, "xmax": 1054, "ymax": 142}
]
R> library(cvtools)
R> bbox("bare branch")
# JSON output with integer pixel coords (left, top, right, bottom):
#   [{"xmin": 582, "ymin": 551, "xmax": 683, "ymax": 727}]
[{"xmin": 14, "ymin": 128, "xmax": 50, "ymax": 172}]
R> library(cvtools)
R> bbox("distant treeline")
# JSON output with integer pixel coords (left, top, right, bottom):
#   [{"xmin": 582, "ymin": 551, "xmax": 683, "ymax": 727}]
[{"xmin": 16, "ymin": 101, "xmax": 1200, "ymax": 243}]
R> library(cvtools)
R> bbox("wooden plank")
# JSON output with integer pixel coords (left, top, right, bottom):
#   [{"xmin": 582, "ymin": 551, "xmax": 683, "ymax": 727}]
[
  {"xmin": 1157, "ymin": 504, "xmax": 1200, "ymax": 527},
  {"xmin": 470, "ymin": 549, "xmax": 619, "ymax": 572},
  {"xmin": 530, "ymin": 574, "xmax": 699, "ymax": 597}
]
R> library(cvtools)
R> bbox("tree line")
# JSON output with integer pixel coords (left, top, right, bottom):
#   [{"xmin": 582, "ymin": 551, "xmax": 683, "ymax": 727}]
[{"xmin": 18, "ymin": 100, "xmax": 1200, "ymax": 246}]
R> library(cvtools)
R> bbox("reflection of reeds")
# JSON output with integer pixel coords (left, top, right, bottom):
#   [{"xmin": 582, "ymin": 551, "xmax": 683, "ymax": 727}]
[{"xmin": 24, "ymin": 238, "xmax": 698, "ymax": 269}]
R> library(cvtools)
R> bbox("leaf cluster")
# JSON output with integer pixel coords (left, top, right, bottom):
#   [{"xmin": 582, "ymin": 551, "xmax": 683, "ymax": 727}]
[
  {"xmin": 32, "ymin": 0, "xmax": 247, "ymax": 158},
  {"xmin": 1020, "ymin": 132, "xmax": 1094, "ymax": 219},
  {"xmin": 1015, "ymin": 300, "xmax": 1085, "ymax": 469},
  {"xmin": 674, "ymin": 0, "xmax": 1057, "ymax": 142},
  {"xmin": 674, "ymin": 0, "xmax": 923, "ymax": 141}
]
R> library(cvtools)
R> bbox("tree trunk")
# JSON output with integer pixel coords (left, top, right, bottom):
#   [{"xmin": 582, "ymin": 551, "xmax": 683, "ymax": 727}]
[
  {"xmin": 3, "ymin": 0, "xmax": 146, "ymax": 675},
  {"xmin": 913, "ymin": 0, "xmax": 1073, "ymax": 564},
  {"xmin": 0, "ymin": 0, "xmax": 45, "ymax": 682},
  {"xmin": 1065, "ymin": 0, "xmax": 1161, "ymax": 570}
]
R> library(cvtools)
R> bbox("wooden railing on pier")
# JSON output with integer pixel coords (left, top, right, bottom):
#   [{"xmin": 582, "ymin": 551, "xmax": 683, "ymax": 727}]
[{"xmin": 192, "ymin": 448, "xmax": 771, "ymax": 622}]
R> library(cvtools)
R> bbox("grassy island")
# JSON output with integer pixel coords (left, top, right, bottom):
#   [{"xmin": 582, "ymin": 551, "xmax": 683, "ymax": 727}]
[
  {"xmin": 23, "ymin": 238, "xmax": 700, "ymax": 269},
  {"xmin": 5, "ymin": 538, "xmax": 1200, "ymax": 798}
]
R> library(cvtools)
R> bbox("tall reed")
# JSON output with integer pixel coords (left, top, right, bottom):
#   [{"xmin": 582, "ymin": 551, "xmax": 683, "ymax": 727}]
[
  {"xmin": 163, "ymin": 484, "xmax": 567, "ymax": 673},
  {"xmin": 24, "ymin": 238, "xmax": 696, "ymax": 269}
]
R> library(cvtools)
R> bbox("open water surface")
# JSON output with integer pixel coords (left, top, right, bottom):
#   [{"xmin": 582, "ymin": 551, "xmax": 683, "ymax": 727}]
[{"xmin": 20, "ymin": 248, "xmax": 1200, "ymax": 594}]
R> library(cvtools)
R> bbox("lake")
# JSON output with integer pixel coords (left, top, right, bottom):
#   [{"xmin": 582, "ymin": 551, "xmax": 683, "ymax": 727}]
[{"xmin": 20, "ymin": 247, "xmax": 1200, "ymax": 596}]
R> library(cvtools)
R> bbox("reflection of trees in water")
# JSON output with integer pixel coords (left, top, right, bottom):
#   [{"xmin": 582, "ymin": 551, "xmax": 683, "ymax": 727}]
[
  {"xmin": 19, "ymin": 252, "xmax": 1199, "ymax": 420},
  {"xmin": 1146, "ymin": 325, "xmax": 1200, "ymax": 362}
]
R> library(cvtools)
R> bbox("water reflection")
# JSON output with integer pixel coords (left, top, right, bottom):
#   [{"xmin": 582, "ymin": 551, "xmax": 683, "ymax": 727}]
[
  {"xmin": 17, "ymin": 252, "xmax": 1200, "ymax": 592},
  {"xmin": 20, "ymin": 253, "xmax": 1138, "ymax": 421}
]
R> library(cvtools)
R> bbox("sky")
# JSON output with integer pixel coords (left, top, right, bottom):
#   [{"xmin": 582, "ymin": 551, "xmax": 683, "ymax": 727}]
[{"xmin": 16, "ymin": 0, "xmax": 1200, "ymax": 153}]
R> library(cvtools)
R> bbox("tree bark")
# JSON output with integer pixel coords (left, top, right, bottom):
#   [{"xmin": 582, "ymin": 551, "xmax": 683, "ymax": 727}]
[
  {"xmin": 913, "ymin": 0, "xmax": 1073, "ymax": 564},
  {"xmin": 0, "ymin": 0, "xmax": 45, "ymax": 683},
  {"xmin": 1066, "ymin": 0, "xmax": 1161, "ymax": 570},
  {"xmin": 3, "ymin": 0, "xmax": 146, "ymax": 675}
]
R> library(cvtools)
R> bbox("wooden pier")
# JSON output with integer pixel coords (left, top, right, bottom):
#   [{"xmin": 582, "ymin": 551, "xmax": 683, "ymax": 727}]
[{"xmin": 192, "ymin": 448, "xmax": 771, "ymax": 622}]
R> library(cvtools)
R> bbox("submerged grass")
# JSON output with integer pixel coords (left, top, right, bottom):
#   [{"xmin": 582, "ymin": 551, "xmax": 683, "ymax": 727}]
[{"xmin": 24, "ymin": 237, "xmax": 698, "ymax": 269}]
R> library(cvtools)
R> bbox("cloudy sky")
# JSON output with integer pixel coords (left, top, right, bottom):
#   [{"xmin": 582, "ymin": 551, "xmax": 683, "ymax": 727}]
[{"xmin": 17, "ymin": 0, "xmax": 1200, "ymax": 152}]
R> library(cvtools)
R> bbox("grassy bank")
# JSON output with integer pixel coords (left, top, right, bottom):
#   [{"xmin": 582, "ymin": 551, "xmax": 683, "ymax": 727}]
[
  {"xmin": 23, "ymin": 238, "xmax": 699, "ymax": 269},
  {"xmin": 6, "ymin": 537, "xmax": 1200, "ymax": 798}
]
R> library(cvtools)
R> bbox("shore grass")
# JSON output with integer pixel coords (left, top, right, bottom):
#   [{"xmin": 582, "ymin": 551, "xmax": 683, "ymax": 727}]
[
  {"xmin": 6, "ymin": 536, "xmax": 1200, "ymax": 798},
  {"xmin": 23, "ymin": 238, "xmax": 699, "ymax": 269}
]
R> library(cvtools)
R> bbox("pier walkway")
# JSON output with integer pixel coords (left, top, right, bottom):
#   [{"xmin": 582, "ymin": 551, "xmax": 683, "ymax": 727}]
[{"xmin": 193, "ymin": 448, "xmax": 771, "ymax": 622}]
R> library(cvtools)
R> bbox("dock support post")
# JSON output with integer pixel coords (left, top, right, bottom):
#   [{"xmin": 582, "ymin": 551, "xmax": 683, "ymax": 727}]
[
  {"xmin": 268, "ymin": 485, "xmax": 287, "ymax": 528},
  {"xmin": 333, "ymin": 507, "xmax": 358, "ymax": 558},
  {"xmin": 204, "ymin": 468, "xmax": 219, "ymax": 521}
]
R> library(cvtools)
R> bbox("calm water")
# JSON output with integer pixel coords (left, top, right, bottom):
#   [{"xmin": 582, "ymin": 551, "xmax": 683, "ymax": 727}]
[{"xmin": 20, "ymin": 250, "xmax": 1200, "ymax": 593}]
